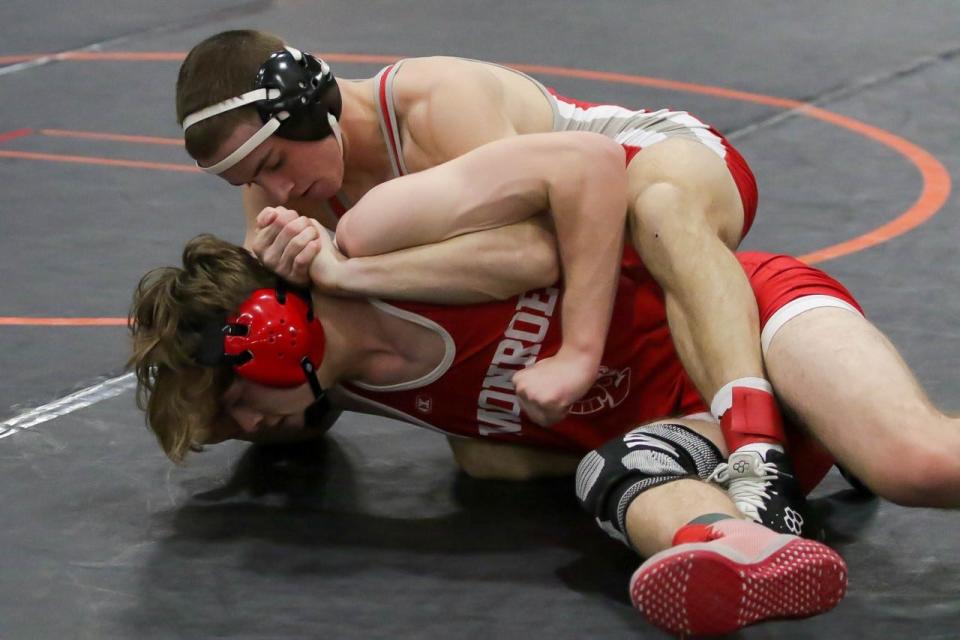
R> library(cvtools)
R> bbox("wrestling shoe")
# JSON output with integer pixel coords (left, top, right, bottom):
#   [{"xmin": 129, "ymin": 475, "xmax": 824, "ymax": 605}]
[
  {"xmin": 710, "ymin": 445, "xmax": 817, "ymax": 538},
  {"xmin": 630, "ymin": 518, "xmax": 847, "ymax": 636}
]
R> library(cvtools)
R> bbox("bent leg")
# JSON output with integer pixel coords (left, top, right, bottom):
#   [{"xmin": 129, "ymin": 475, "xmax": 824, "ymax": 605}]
[
  {"xmin": 626, "ymin": 137, "xmax": 759, "ymax": 401},
  {"xmin": 766, "ymin": 307, "xmax": 960, "ymax": 507}
]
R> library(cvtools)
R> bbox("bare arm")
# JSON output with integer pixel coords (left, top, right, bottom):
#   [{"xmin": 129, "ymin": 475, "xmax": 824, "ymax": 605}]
[
  {"xmin": 331, "ymin": 216, "xmax": 560, "ymax": 303},
  {"xmin": 336, "ymin": 132, "xmax": 629, "ymax": 424}
]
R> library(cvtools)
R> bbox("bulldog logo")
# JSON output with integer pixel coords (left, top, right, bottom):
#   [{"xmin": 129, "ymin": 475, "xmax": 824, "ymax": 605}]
[{"xmin": 569, "ymin": 366, "xmax": 631, "ymax": 415}]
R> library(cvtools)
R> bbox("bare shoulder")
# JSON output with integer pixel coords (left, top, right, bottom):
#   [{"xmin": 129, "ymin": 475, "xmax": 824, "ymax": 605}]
[
  {"xmin": 391, "ymin": 56, "xmax": 500, "ymax": 105},
  {"xmin": 390, "ymin": 57, "xmax": 515, "ymax": 166}
]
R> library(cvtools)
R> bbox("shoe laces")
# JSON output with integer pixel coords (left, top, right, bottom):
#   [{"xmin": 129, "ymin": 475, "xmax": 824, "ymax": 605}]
[{"xmin": 708, "ymin": 455, "xmax": 780, "ymax": 516}]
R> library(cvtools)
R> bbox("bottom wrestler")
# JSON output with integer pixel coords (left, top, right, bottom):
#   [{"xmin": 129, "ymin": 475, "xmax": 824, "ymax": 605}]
[{"xmin": 129, "ymin": 237, "xmax": 960, "ymax": 635}]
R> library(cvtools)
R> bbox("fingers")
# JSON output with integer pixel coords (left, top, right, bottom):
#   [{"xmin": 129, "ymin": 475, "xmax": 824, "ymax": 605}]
[
  {"xmin": 513, "ymin": 368, "xmax": 570, "ymax": 427},
  {"xmin": 251, "ymin": 207, "xmax": 326, "ymax": 286},
  {"xmin": 288, "ymin": 238, "xmax": 322, "ymax": 286},
  {"xmin": 251, "ymin": 206, "xmax": 299, "ymax": 260}
]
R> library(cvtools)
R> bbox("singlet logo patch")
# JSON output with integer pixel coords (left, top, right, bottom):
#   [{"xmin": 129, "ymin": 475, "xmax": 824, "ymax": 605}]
[
  {"xmin": 569, "ymin": 366, "xmax": 632, "ymax": 415},
  {"xmin": 415, "ymin": 394, "xmax": 433, "ymax": 414}
]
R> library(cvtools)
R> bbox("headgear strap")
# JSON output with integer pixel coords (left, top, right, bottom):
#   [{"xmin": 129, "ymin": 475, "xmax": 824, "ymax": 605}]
[{"xmin": 182, "ymin": 46, "xmax": 342, "ymax": 175}]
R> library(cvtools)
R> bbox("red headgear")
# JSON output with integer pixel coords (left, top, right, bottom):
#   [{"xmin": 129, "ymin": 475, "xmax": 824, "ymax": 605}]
[{"xmin": 222, "ymin": 288, "xmax": 325, "ymax": 387}]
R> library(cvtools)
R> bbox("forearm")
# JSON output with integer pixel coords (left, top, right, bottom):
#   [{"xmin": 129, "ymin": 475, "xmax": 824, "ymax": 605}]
[
  {"xmin": 330, "ymin": 218, "xmax": 559, "ymax": 304},
  {"xmin": 549, "ymin": 142, "xmax": 628, "ymax": 364}
]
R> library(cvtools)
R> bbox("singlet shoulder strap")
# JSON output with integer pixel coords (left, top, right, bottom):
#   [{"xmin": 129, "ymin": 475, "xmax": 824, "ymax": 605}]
[
  {"xmin": 326, "ymin": 193, "xmax": 353, "ymax": 219},
  {"xmin": 375, "ymin": 60, "xmax": 409, "ymax": 177}
]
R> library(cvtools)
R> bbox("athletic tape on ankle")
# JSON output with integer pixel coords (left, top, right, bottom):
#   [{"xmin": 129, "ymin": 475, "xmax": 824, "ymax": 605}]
[{"xmin": 710, "ymin": 377, "xmax": 772, "ymax": 419}]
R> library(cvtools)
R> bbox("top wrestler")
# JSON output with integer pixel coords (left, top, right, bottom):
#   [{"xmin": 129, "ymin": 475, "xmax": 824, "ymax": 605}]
[{"xmin": 174, "ymin": 30, "xmax": 798, "ymax": 528}]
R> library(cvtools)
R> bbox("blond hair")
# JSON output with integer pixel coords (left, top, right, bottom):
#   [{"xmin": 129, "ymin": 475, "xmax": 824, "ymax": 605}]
[
  {"xmin": 175, "ymin": 29, "xmax": 286, "ymax": 160},
  {"xmin": 128, "ymin": 234, "xmax": 277, "ymax": 461}
]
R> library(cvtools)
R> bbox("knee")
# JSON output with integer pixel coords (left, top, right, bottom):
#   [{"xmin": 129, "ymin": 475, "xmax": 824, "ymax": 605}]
[
  {"xmin": 863, "ymin": 442, "xmax": 960, "ymax": 507},
  {"xmin": 629, "ymin": 181, "xmax": 740, "ymax": 260},
  {"xmin": 630, "ymin": 181, "xmax": 691, "ymax": 239},
  {"xmin": 576, "ymin": 422, "xmax": 723, "ymax": 544}
]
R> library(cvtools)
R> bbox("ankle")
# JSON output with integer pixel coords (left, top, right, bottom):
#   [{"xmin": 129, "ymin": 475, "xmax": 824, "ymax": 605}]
[
  {"xmin": 711, "ymin": 378, "xmax": 788, "ymax": 450},
  {"xmin": 672, "ymin": 513, "xmax": 738, "ymax": 545}
]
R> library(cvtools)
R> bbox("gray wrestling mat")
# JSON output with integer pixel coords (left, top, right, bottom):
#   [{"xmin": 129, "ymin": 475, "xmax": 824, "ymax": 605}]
[{"xmin": 1, "ymin": 2, "xmax": 958, "ymax": 637}]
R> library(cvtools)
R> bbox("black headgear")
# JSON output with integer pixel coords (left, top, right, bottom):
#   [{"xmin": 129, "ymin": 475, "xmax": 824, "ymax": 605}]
[
  {"xmin": 254, "ymin": 47, "xmax": 342, "ymax": 141},
  {"xmin": 182, "ymin": 46, "xmax": 343, "ymax": 174}
]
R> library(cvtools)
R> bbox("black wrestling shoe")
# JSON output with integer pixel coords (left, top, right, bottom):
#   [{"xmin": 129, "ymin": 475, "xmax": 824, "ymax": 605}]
[{"xmin": 710, "ymin": 446, "xmax": 819, "ymax": 539}]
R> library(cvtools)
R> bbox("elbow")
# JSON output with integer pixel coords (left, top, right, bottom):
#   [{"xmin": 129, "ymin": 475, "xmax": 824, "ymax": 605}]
[
  {"xmin": 525, "ymin": 241, "xmax": 560, "ymax": 290},
  {"xmin": 569, "ymin": 132, "xmax": 627, "ymax": 175},
  {"xmin": 483, "ymin": 220, "xmax": 559, "ymax": 301},
  {"xmin": 334, "ymin": 213, "xmax": 360, "ymax": 258}
]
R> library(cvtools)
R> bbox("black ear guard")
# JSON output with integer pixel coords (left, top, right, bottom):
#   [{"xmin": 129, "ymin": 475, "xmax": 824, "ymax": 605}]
[{"xmin": 254, "ymin": 48, "xmax": 342, "ymax": 141}]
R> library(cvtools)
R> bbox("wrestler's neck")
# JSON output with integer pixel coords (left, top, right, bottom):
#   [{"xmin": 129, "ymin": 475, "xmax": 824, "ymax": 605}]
[
  {"xmin": 313, "ymin": 293, "xmax": 445, "ymax": 388},
  {"xmin": 336, "ymin": 79, "xmax": 396, "ymax": 188}
]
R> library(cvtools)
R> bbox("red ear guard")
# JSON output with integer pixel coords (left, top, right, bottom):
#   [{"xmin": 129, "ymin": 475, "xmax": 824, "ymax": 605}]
[
  {"xmin": 223, "ymin": 288, "xmax": 325, "ymax": 387},
  {"xmin": 192, "ymin": 286, "xmax": 330, "ymax": 427}
]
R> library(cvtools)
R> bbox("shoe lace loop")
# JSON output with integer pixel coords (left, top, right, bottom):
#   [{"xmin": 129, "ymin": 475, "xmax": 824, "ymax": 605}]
[{"xmin": 708, "ymin": 460, "xmax": 780, "ymax": 513}]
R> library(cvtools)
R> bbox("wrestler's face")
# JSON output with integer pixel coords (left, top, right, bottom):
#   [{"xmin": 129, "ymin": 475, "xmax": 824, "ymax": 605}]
[
  {"xmin": 211, "ymin": 377, "xmax": 315, "ymax": 442},
  {"xmin": 205, "ymin": 120, "xmax": 345, "ymax": 204}
]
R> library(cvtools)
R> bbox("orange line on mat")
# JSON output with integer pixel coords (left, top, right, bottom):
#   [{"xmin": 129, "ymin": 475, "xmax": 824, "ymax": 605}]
[
  {"xmin": 0, "ymin": 317, "xmax": 126, "ymax": 326},
  {"xmin": 794, "ymin": 106, "xmax": 952, "ymax": 264},
  {"xmin": 39, "ymin": 129, "xmax": 182, "ymax": 146},
  {"xmin": 0, "ymin": 149, "xmax": 198, "ymax": 172},
  {"xmin": 0, "ymin": 128, "xmax": 33, "ymax": 143}
]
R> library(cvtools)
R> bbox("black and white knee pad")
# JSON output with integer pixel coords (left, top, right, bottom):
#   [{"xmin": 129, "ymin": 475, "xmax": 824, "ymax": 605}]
[{"xmin": 575, "ymin": 423, "xmax": 722, "ymax": 545}]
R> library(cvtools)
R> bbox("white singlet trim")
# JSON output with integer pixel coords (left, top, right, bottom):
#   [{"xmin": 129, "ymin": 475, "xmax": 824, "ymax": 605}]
[
  {"xmin": 333, "ymin": 384, "xmax": 454, "ymax": 437},
  {"xmin": 374, "ymin": 62, "xmax": 409, "ymax": 177},
  {"xmin": 761, "ymin": 295, "xmax": 861, "ymax": 355},
  {"xmin": 348, "ymin": 299, "xmax": 457, "ymax": 392}
]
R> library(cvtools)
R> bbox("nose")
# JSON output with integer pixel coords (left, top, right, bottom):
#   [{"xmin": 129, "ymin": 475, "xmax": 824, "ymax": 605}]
[
  {"xmin": 230, "ymin": 405, "xmax": 266, "ymax": 434},
  {"xmin": 259, "ymin": 174, "xmax": 295, "ymax": 204}
]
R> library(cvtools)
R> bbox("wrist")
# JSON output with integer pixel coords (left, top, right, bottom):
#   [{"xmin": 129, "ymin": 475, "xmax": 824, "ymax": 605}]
[
  {"xmin": 310, "ymin": 259, "xmax": 344, "ymax": 295},
  {"xmin": 555, "ymin": 343, "xmax": 603, "ymax": 368}
]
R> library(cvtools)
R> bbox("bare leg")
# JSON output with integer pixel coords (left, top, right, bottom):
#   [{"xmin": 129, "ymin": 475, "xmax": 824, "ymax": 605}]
[
  {"xmin": 616, "ymin": 418, "xmax": 742, "ymax": 557},
  {"xmin": 626, "ymin": 139, "xmax": 811, "ymax": 534},
  {"xmin": 626, "ymin": 138, "xmax": 759, "ymax": 402},
  {"xmin": 766, "ymin": 307, "xmax": 960, "ymax": 506},
  {"xmin": 625, "ymin": 478, "xmax": 742, "ymax": 557}
]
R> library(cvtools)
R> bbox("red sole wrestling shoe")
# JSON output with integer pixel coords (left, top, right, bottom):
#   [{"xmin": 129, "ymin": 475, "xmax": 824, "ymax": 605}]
[{"xmin": 630, "ymin": 534, "xmax": 847, "ymax": 636}]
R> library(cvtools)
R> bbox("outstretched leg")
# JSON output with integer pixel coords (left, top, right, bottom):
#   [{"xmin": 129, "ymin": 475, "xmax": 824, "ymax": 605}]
[{"xmin": 766, "ymin": 306, "xmax": 960, "ymax": 507}]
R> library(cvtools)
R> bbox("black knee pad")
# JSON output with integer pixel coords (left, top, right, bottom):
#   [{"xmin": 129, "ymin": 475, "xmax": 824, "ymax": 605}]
[{"xmin": 575, "ymin": 422, "xmax": 722, "ymax": 545}]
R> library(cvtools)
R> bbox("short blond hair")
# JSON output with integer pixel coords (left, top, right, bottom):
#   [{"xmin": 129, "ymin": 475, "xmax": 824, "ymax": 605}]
[
  {"xmin": 128, "ymin": 234, "xmax": 277, "ymax": 460},
  {"xmin": 175, "ymin": 29, "xmax": 286, "ymax": 160}
]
